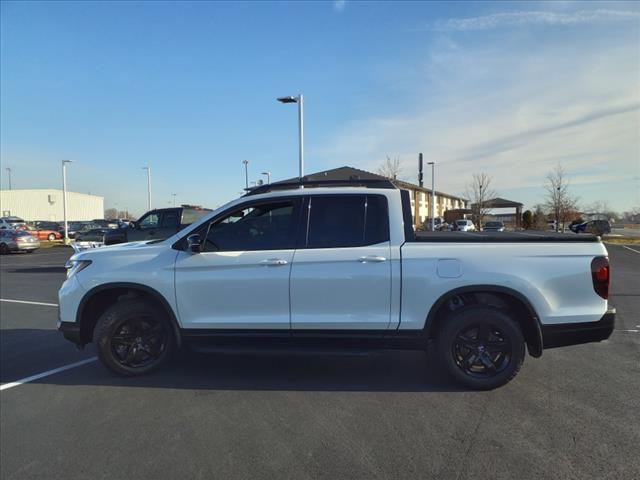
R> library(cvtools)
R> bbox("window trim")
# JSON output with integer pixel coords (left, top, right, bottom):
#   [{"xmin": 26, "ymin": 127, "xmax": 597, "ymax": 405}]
[{"xmin": 301, "ymin": 193, "xmax": 390, "ymax": 250}]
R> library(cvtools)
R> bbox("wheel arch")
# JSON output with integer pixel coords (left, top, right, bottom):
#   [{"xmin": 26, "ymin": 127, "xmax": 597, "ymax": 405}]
[
  {"xmin": 424, "ymin": 285, "xmax": 543, "ymax": 357},
  {"xmin": 76, "ymin": 282, "xmax": 182, "ymax": 347}
]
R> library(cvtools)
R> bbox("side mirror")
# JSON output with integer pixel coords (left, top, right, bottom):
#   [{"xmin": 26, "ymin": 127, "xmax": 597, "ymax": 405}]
[{"xmin": 187, "ymin": 234, "xmax": 201, "ymax": 253}]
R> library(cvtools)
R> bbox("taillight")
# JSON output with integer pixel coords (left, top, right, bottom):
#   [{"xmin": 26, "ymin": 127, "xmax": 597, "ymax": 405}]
[{"xmin": 591, "ymin": 256, "xmax": 609, "ymax": 299}]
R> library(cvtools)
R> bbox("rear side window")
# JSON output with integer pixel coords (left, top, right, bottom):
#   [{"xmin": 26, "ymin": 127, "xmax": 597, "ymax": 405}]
[
  {"xmin": 306, "ymin": 195, "xmax": 389, "ymax": 248},
  {"xmin": 181, "ymin": 209, "xmax": 208, "ymax": 225}
]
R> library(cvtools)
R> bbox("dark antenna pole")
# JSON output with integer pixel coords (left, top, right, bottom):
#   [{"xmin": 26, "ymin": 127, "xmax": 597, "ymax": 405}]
[{"xmin": 418, "ymin": 153, "xmax": 423, "ymax": 188}]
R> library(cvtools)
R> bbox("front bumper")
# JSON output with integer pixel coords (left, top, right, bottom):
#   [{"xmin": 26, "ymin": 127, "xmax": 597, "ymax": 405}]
[{"xmin": 542, "ymin": 307, "xmax": 616, "ymax": 349}]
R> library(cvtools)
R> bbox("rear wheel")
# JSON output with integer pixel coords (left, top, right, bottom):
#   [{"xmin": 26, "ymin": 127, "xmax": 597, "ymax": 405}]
[
  {"xmin": 94, "ymin": 299, "xmax": 175, "ymax": 376},
  {"xmin": 437, "ymin": 306, "xmax": 524, "ymax": 390},
  {"xmin": 47, "ymin": 233, "xmax": 56, "ymax": 241}
]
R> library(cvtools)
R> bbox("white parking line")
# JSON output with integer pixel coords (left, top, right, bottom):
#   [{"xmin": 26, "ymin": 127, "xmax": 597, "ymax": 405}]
[
  {"xmin": 617, "ymin": 329, "xmax": 639, "ymax": 333},
  {"xmin": 0, "ymin": 299, "xmax": 58, "ymax": 307},
  {"xmin": 0, "ymin": 357, "xmax": 98, "ymax": 392},
  {"xmin": 620, "ymin": 245, "xmax": 640, "ymax": 254}
]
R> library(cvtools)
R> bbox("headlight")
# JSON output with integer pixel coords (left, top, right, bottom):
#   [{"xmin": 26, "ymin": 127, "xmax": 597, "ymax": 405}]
[{"xmin": 65, "ymin": 259, "xmax": 92, "ymax": 278}]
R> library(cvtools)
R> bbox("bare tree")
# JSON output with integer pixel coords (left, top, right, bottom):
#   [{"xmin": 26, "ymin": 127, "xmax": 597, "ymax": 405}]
[
  {"xmin": 585, "ymin": 200, "xmax": 618, "ymax": 222},
  {"xmin": 377, "ymin": 155, "xmax": 403, "ymax": 180},
  {"xmin": 104, "ymin": 208, "xmax": 118, "ymax": 219},
  {"xmin": 532, "ymin": 204, "xmax": 548, "ymax": 230},
  {"xmin": 465, "ymin": 173, "xmax": 496, "ymax": 228},
  {"xmin": 544, "ymin": 164, "xmax": 579, "ymax": 232}
]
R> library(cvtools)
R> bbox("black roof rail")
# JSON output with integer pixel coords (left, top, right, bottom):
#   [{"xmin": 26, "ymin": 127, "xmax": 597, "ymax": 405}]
[{"xmin": 244, "ymin": 178, "xmax": 397, "ymax": 196}]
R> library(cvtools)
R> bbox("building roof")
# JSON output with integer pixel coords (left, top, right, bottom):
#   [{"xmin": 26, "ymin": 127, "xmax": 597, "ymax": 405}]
[
  {"xmin": 278, "ymin": 166, "xmax": 467, "ymax": 201},
  {"xmin": 472, "ymin": 197, "xmax": 523, "ymax": 208}
]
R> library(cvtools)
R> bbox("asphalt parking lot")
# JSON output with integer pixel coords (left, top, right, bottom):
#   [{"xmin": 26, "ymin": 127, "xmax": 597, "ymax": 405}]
[{"xmin": 1, "ymin": 245, "xmax": 638, "ymax": 480}]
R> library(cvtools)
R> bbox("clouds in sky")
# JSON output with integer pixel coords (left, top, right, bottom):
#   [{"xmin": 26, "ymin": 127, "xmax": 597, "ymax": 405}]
[
  {"xmin": 316, "ymin": 8, "xmax": 640, "ymax": 210},
  {"xmin": 333, "ymin": 1, "xmax": 346, "ymax": 13},
  {"xmin": 433, "ymin": 9, "xmax": 640, "ymax": 31}
]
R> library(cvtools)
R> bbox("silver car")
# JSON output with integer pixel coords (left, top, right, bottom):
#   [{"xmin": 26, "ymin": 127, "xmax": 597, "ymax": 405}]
[{"xmin": 0, "ymin": 229, "xmax": 40, "ymax": 254}]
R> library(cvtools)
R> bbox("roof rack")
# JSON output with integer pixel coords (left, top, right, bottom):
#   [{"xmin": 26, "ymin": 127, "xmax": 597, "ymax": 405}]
[{"xmin": 244, "ymin": 178, "xmax": 397, "ymax": 196}]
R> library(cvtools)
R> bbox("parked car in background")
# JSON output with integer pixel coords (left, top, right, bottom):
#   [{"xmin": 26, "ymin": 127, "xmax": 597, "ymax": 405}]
[
  {"xmin": 0, "ymin": 229, "xmax": 40, "ymax": 254},
  {"xmin": 92, "ymin": 219, "xmax": 120, "ymax": 229},
  {"xmin": 103, "ymin": 206, "xmax": 211, "ymax": 245},
  {"xmin": 0, "ymin": 219, "xmax": 11, "ymax": 230},
  {"xmin": 570, "ymin": 220, "xmax": 611, "ymax": 236},
  {"xmin": 1, "ymin": 216, "xmax": 26, "ymax": 229},
  {"xmin": 27, "ymin": 224, "xmax": 63, "ymax": 241},
  {"xmin": 454, "ymin": 219, "xmax": 476, "ymax": 232},
  {"xmin": 483, "ymin": 221, "xmax": 505, "ymax": 232}
]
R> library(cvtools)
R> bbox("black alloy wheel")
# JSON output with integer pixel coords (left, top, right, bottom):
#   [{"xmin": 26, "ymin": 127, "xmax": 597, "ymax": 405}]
[
  {"xmin": 110, "ymin": 315, "xmax": 167, "ymax": 369},
  {"xmin": 95, "ymin": 299, "xmax": 175, "ymax": 376},
  {"xmin": 438, "ymin": 305, "xmax": 525, "ymax": 390},
  {"xmin": 452, "ymin": 323, "xmax": 511, "ymax": 378}
]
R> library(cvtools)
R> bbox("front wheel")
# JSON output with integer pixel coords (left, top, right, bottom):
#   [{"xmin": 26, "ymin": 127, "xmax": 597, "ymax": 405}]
[
  {"xmin": 47, "ymin": 233, "xmax": 56, "ymax": 241},
  {"xmin": 437, "ymin": 306, "xmax": 525, "ymax": 390},
  {"xmin": 94, "ymin": 299, "xmax": 175, "ymax": 376}
]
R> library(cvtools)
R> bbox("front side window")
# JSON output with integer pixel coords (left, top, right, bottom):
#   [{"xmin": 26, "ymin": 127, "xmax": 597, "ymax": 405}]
[
  {"xmin": 139, "ymin": 213, "xmax": 160, "ymax": 229},
  {"xmin": 202, "ymin": 201, "xmax": 298, "ymax": 252},
  {"xmin": 306, "ymin": 195, "xmax": 389, "ymax": 249}
]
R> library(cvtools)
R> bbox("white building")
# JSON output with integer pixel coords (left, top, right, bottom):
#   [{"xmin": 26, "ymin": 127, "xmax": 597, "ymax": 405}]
[{"xmin": 0, "ymin": 189, "xmax": 104, "ymax": 222}]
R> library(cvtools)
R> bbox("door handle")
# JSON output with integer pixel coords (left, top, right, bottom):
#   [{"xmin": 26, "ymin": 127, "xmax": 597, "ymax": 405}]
[
  {"xmin": 259, "ymin": 258, "xmax": 288, "ymax": 266},
  {"xmin": 358, "ymin": 256, "xmax": 387, "ymax": 263}
]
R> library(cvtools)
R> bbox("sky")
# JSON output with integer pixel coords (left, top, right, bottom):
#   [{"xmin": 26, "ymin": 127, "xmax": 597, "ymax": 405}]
[{"xmin": 1, "ymin": 0, "xmax": 639, "ymax": 217}]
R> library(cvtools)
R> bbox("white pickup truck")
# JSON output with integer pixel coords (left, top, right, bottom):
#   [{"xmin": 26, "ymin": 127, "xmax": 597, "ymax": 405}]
[{"xmin": 58, "ymin": 180, "xmax": 615, "ymax": 389}]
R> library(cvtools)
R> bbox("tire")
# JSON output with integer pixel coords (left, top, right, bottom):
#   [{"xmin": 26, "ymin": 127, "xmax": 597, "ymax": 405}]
[
  {"xmin": 0, "ymin": 243, "xmax": 8, "ymax": 255},
  {"xmin": 437, "ymin": 306, "xmax": 525, "ymax": 390},
  {"xmin": 47, "ymin": 233, "xmax": 56, "ymax": 241},
  {"xmin": 94, "ymin": 298, "xmax": 175, "ymax": 376}
]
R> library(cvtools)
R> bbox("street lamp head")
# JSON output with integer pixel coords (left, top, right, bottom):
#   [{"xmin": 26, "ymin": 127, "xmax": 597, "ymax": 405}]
[
  {"xmin": 243, "ymin": 159, "xmax": 249, "ymax": 165},
  {"xmin": 261, "ymin": 171, "xmax": 270, "ymax": 175},
  {"xmin": 427, "ymin": 162, "xmax": 435, "ymax": 166},
  {"xmin": 62, "ymin": 159, "xmax": 73, "ymax": 165},
  {"xmin": 277, "ymin": 96, "xmax": 298, "ymax": 104}
]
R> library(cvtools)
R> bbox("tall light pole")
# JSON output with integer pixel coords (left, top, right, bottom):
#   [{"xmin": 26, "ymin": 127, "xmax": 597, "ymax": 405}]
[
  {"xmin": 277, "ymin": 94, "xmax": 304, "ymax": 180},
  {"xmin": 172, "ymin": 193, "xmax": 177, "ymax": 207},
  {"xmin": 242, "ymin": 160, "xmax": 249, "ymax": 190},
  {"xmin": 61, "ymin": 160, "xmax": 73, "ymax": 243},
  {"xmin": 427, "ymin": 161, "xmax": 435, "ymax": 231},
  {"xmin": 142, "ymin": 166, "xmax": 151, "ymax": 211},
  {"xmin": 5, "ymin": 168, "xmax": 12, "ymax": 190},
  {"xmin": 261, "ymin": 171, "xmax": 271, "ymax": 184}
]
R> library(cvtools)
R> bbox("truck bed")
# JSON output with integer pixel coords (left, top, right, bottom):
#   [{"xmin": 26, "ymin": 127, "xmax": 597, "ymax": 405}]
[{"xmin": 412, "ymin": 231, "xmax": 600, "ymax": 243}]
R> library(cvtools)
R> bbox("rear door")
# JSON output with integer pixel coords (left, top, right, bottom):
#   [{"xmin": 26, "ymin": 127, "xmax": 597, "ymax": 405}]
[{"xmin": 290, "ymin": 194, "xmax": 392, "ymax": 330}]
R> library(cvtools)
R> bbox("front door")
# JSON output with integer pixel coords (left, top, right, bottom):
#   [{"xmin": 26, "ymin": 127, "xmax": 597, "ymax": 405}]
[
  {"xmin": 290, "ymin": 194, "xmax": 392, "ymax": 330},
  {"xmin": 174, "ymin": 198, "xmax": 302, "ymax": 329}
]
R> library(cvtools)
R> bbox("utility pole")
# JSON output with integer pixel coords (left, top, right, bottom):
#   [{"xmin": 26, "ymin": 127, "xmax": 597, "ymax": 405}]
[
  {"xmin": 277, "ymin": 94, "xmax": 304, "ymax": 180},
  {"xmin": 62, "ymin": 160, "xmax": 73, "ymax": 244},
  {"xmin": 428, "ymin": 161, "xmax": 435, "ymax": 231},
  {"xmin": 142, "ymin": 166, "xmax": 151, "ymax": 211},
  {"xmin": 5, "ymin": 168, "xmax": 12, "ymax": 190},
  {"xmin": 243, "ymin": 160, "xmax": 249, "ymax": 190},
  {"xmin": 172, "ymin": 193, "xmax": 177, "ymax": 207}
]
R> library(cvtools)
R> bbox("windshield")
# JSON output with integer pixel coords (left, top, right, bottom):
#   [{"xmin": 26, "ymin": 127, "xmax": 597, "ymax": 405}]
[{"xmin": 456, "ymin": 220, "xmax": 467, "ymax": 225}]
